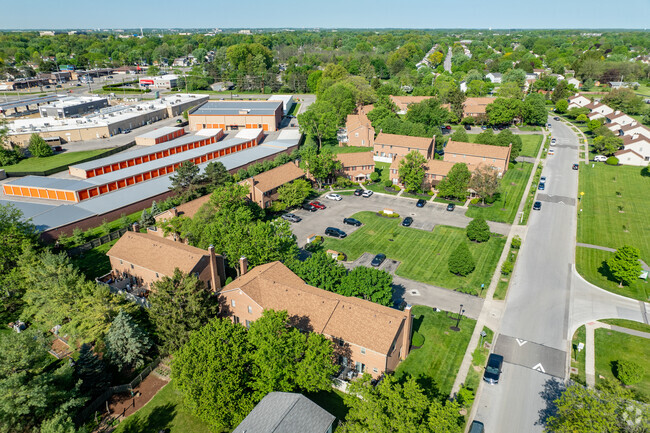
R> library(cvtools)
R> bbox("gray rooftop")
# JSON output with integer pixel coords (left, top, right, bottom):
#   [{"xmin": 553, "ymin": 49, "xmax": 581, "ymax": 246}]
[
  {"xmin": 5, "ymin": 176, "xmax": 96, "ymax": 192},
  {"xmin": 192, "ymin": 101, "xmax": 282, "ymax": 116},
  {"xmin": 134, "ymin": 126, "xmax": 183, "ymax": 140},
  {"xmin": 233, "ymin": 392, "xmax": 335, "ymax": 433},
  {"xmin": 0, "ymin": 95, "xmax": 62, "ymax": 112}
]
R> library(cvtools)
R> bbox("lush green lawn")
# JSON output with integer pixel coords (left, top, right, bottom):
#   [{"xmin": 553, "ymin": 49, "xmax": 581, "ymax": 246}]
[
  {"xmin": 465, "ymin": 326, "xmax": 494, "ymax": 392},
  {"xmin": 1, "ymin": 149, "xmax": 111, "ymax": 173},
  {"xmin": 71, "ymin": 240, "xmax": 117, "ymax": 280},
  {"xmin": 286, "ymin": 103, "xmax": 301, "ymax": 117},
  {"xmin": 634, "ymin": 84, "xmax": 650, "ymax": 98},
  {"xmin": 466, "ymin": 162, "xmax": 533, "ymax": 223},
  {"xmin": 113, "ymin": 381, "xmax": 213, "ymax": 433},
  {"xmin": 575, "ymin": 247, "xmax": 648, "ymax": 302},
  {"xmin": 600, "ymin": 319, "xmax": 650, "ymax": 334},
  {"xmin": 322, "ymin": 212, "xmax": 506, "ymax": 293},
  {"xmin": 595, "ymin": 328, "xmax": 650, "ymax": 399},
  {"xmin": 578, "ymin": 164, "xmax": 650, "ymax": 264},
  {"xmin": 394, "ymin": 306, "xmax": 476, "ymax": 396},
  {"xmin": 464, "ymin": 133, "xmax": 543, "ymax": 158},
  {"xmin": 570, "ymin": 325, "xmax": 586, "ymax": 385},
  {"xmin": 364, "ymin": 162, "xmax": 399, "ymax": 195}
]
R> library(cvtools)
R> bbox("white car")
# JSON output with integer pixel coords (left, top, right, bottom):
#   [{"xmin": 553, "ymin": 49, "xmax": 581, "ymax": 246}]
[
  {"xmin": 362, "ymin": 190, "xmax": 373, "ymax": 197},
  {"xmin": 594, "ymin": 155, "xmax": 607, "ymax": 162},
  {"xmin": 325, "ymin": 193, "xmax": 342, "ymax": 201},
  {"xmin": 548, "ymin": 149, "xmax": 555, "ymax": 156},
  {"xmin": 550, "ymin": 138, "xmax": 557, "ymax": 145}
]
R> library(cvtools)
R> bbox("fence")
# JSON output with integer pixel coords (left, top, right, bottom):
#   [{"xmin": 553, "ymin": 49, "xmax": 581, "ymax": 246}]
[
  {"xmin": 75, "ymin": 357, "xmax": 162, "ymax": 424},
  {"xmin": 67, "ymin": 227, "xmax": 129, "ymax": 257}
]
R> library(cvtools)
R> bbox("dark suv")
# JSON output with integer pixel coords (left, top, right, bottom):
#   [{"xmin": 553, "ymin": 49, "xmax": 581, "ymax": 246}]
[
  {"xmin": 325, "ymin": 227, "xmax": 347, "ymax": 238},
  {"xmin": 343, "ymin": 218, "xmax": 362, "ymax": 226},
  {"xmin": 483, "ymin": 354, "xmax": 504, "ymax": 384},
  {"xmin": 354, "ymin": 189, "xmax": 363, "ymax": 196},
  {"xmin": 302, "ymin": 203, "xmax": 317, "ymax": 212}
]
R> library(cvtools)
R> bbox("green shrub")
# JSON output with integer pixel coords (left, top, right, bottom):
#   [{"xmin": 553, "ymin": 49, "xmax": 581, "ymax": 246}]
[
  {"xmin": 511, "ymin": 235, "xmax": 522, "ymax": 249},
  {"xmin": 456, "ymin": 386, "xmax": 475, "ymax": 408},
  {"xmin": 370, "ymin": 172, "xmax": 380, "ymax": 182},
  {"xmin": 363, "ymin": 180, "xmax": 371, "ymax": 185},
  {"xmin": 470, "ymin": 198, "xmax": 480, "ymax": 205},
  {"xmin": 501, "ymin": 260, "xmax": 514, "ymax": 275},
  {"xmin": 224, "ymin": 277, "xmax": 233, "ymax": 285},
  {"xmin": 384, "ymin": 180, "xmax": 393, "ymax": 188},
  {"xmin": 0, "ymin": 147, "xmax": 22, "ymax": 166},
  {"xmin": 427, "ymin": 190, "xmax": 434, "ymax": 196},
  {"xmin": 606, "ymin": 156, "xmax": 619, "ymax": 166},
  {"xmin": 336, "ymin": 253, "xmax": 346, "ymax": 261},
  {"xmin": 393, "ymin": 185, "xmax": 401, "ymax": 192},
  {"xmin": 448, "ymin": 242, "xmax": 475, "ymax": 276},
  {"xmin": 377, "ymin": 211, "xmax": 400, "ymax": 218},
  {"xmin": 615, "ymin": 360, "xmax": 644, "ymax": 385},
  {"xmin": 466, "ymin": 218, "xmax": 490, "ymax": 243},
  {"xmin": 411, "ymin": 331, "xmax": 425, "ymax": 347}
]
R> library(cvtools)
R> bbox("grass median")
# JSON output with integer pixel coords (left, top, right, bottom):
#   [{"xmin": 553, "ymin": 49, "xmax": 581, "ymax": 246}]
[
  {"xmin": 322, "ymin": 212, "xmax": 505, "ymax": 294},
  {"xmin": 1, "ymin": 149, "xmax": 111, "ymax": 174}
]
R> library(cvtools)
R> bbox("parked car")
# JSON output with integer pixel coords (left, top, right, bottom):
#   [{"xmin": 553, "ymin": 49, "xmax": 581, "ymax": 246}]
[
  {"xmin": 325, "ymin": 227, "xmax": 347, "ymax": 238},
  {"xmin": 483, "ymin": 353, "xmax": 504, "ymax": 384},
  {"xmin": 533, "ymin": 201, "xmax": 542, "ymax": 211},
  {"xmin": 416, "ymin": 199, "xmax": 426, "ymax": 208},
  {"xmin": 343, "ymin": 218, "xmax": 362, "ymax": 226},
  {"xmin": 50, "ymin": 145, "xmax": 63, "ymax": 152},
  {"xmin": 325, "ymin": 193, "xmax": 342, "ymax": 201},
  {"xmin": 445, "ymin": 125, "xmax": 452, "ymax": 130},
  {"xmin": 354, "ymin": 189, "xmax": 363, "ymax": 196},
  {"xmin": 371, "ymin": 253, "xmax": 386, "ymax": 267},
  {"xmin": 302, "ymin": 203, "xmax": 317, "ymax": 212},
  {"xmin": 281, "ymin": 213, "xmax": 301, "ymax": 223},
  {"xmin": 464, "ymin": 124, "xmax": 472, "ymax": 130},
  {"xmin": 446, "ymin": 203, "xmax": 455, "ymax": 212},
  {"xmin": 594, "ymin": 155, "xmax": 607, "ymax": 162},
  {"xmin": 553, "ymin": 116, "xmax": 560, "ymax": 121},
  {"xmin": 538, "ymin": 182, "xmax": 545, "ymax": 191},
  {"xmin": 550, "ymin": 138, "xmax": 557, "ymax": 145},
  {"xmin": 309, "ymin": 201, "xmax": 326, "ymax": 209},
  {"xmin": 402, "ymin": 217, "xmax": 413, "ymax": 227},
  {"xmin": 481, "ymin": 125, "xmax": 488, "ymax": 130},
  {"xmin": 469, "ymin": 421, "xmax": 485, "ymax": 433},
  {"xmin": 547, "ymin": 123, "xmax": 552, "ymax": 128},
  {"xmin": 122, "ymin": 129, "xmax": 131, "ymax": 134},
  {"xmin": 362, "ymin": 190, "xmax": 373, "ymax": 198},
  {"xmin": 548, "ymin": 149, "xmax": 555, "ymax": 155},
  {"xmin": 540, "ymin": 176, "xmax": 547, "ymax": 183},
  {"xmin": 572, "ymin": 163, "xmax": 579, "ymax": 170}
]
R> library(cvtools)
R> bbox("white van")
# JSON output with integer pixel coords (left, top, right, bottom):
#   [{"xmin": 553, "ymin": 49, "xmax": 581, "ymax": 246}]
[{"xmin": 594, "ymin": 155, "xmax": 607, "ymax": 162}]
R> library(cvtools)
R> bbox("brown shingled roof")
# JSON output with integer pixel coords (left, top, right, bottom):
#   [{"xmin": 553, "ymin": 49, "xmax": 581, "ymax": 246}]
[
  {"xmin": 107, "ymin": 231, "xmax": 209, "ymax": 277},
  {"xmin": 375, "ymin": 132, "xmax": 434, "ymax": 150},
  {"xmin": 390, "ymin": 96, "xmax": 433, "ymax": 112},
  {"xmin": 336, "ymin": 152, "xmax": 374, "ymax": 168},
  {"xmin": 220, "ymin": 262, "xmax": 406, "ymax": 354},
  {"xmin": 247, "ymin": 162, "xmax": 305, "ymax": 193},
  {"xmin": 445, "ymin": 140, "xmax": 511, "ymax": 160},
  {"xmin": 463, "ymin": 97, "xmax": 495, "ymax": 116}
]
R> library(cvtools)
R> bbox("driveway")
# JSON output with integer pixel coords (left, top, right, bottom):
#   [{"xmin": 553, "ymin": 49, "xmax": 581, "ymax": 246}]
[{"xmin": 287, "ymin": 193, "xmax": 510, "ymax": 246}]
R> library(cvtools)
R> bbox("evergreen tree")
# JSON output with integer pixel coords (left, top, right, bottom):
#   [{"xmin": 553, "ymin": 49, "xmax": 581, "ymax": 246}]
[
  {"xmin": 448, "ymin": 242, "xmax": 475, "ymax": 276},
  {"xmin": 466, "ymin": 218, "xmax": 491, "ymax": 243},
  {"xmin": 607, "ymin": 245, "xmax": 642, "ymax": 287},
  {"xmin": 150, "ymin": 200, "xmax": 161, "ymax": 216},
  {"xmin": 28, "ymin": 133, "xmax": 53, "ymax": 157},
  {"xmin": 105, "ymin": 311, "xmax": 151, "ymax": 371},
  {"xmin": 75, "ymin": 343, "xmax": 109, "ymax": 397},
  {"xmin": 139, "ymin": 209, "xmax": 154, "ymax": 228}
]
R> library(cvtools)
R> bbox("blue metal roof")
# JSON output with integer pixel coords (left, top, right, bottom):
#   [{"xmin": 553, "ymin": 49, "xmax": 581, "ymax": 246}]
[{"xmin": 192, "ymin": 101, "xmax": 282, "ymax": 116}]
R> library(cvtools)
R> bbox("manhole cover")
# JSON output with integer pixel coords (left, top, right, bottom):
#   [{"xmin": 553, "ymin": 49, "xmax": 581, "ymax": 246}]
[{"xmin": 410, "ymin": 289, "xmax": 420, "ymax": 296}]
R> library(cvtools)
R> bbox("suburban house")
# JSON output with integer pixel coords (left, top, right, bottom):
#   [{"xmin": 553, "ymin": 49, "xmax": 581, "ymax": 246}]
[
  {"xmin": 567, "ymin": 77, "xmax": 581, "ymax": 88},
  {"xmin": 241, "ymin": 162, "xmax": 305, "ymax": 209},
  {"xmin": 219, "ymin": 261, "xmax": 413, "ymax": 378},
  {"xmin": 614, "ymin": 148, "xmax": 648, "ymax": 166},
  {"xmin": 567, "ymin": 94, "xmax": 592, "ymax": 109},
  {"xmin": 616, "ymin": 134, "xmax": 650, "ymax": 166},
  {"xmin": 340, "ymin": 105, "xmax": 375, "ymax": 147},
  {"xmin": 336, "ymin": 152, "xmax": 375, "ymax": 182},
  {"xmin": 486, "ymin": 72, "xmax": 502, "ymax": 84},
  {"xmin": 233, "ymin": 392, "xmax": 335, "ymax": 433},
  {"xmin": 389, "ymin": 157, "xmax": 458, "ymax": 188},
  {"xmin": 151, "ymin": 194, "xmax": 213, "ymax": 241},
  {"xmin": 620, "ymin": 123, "xmax": 650, "ymax": 139},
  {"xmin": 604, "ymin": 111, "xmax": 637, "ymax": 131},
  {"xmin": 444, "ymin": 140, "xmax": 511, "ymax": 176},
  {"xmin": 105, "ymin": 231, "xmax": 226, "ymax": 292},
  {"xmin": 609, "ymin": 81, "xmax": 640, "ymax": 89},
  {"xmin": 389, "ymin": 96, "xmax": 432, "ymax": 115},
  {"xmin": 373, "ymin": 132, "xmax": 435, "ymax": 162},
  {"xmin": 462, "ymin": 97, "xmax": 495, "ymax": 118}
]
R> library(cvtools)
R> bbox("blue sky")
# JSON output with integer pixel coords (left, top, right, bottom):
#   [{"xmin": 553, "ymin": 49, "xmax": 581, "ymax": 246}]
[{"xmin": 1, "ymin": 0, "xmax": 648, "ymax": 29}]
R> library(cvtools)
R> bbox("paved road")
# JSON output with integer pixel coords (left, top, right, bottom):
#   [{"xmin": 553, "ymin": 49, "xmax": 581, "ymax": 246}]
[
  {"xmin": 444, "ymin": 47, "xmax": 452, "ymax": 72},
  {"xmin": 287, "ymin": 192, "xmax": 510, "ymax": 246}
]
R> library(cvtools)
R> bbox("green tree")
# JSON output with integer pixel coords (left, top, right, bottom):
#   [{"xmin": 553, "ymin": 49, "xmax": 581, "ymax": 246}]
[
  {"xmin": 448, "ymin": 242, "xmax": 475, "ymax": 276},
  {"xmin": 405, "ymin": 98, "xmax": 450, "ymax": 129},
  {"xmin": 39, "ymin": 413, "xmax": 78, "ymax": 433},
  {"xmin": 466, "ymin": 218, "xmax": 490, "ymax": 242},
  {"xmin": 170, "ymin": 161, "xmax": 201, "ymax": 197},
  {"xmin": 522, "ymin": 93, "xmax": 548, "ymax": 125},
  {"xmin": 436, "ymin": 163, "xmax": 471, "ymax": 200},
  {"xmin": 277, "ymin": 179, "xmax": 312, "ymax": 209},
  {"xmin": 28, "ymin": 133, "xmax": 53, "ymax": 157},
  {"xmin": 615, "ymin": 360, "xmax": 644, "ymax": 385},
  {"xmin": 173, "ymin": 318, "xmax": 254, "ymax": 431},
  {"xmin": 289, "ymin": 251, "xmax": 347, "ymax": 292},
  {"xmin": 450, "ymin": 128, "xmax": 469, "ymax": 142},
  {"xmin": 300, "ymin": 146, "xmax": 341, "ymax": 189},
  {"xmin": 495, "ymin": 81, "xmax": 524, "ymax": 100},
  {"xmin": 587, "ymin": 119, "xmax": 602, "ymax": 133},
  {"xmin": 469, "ymin": 164, "xmax": 500, "ymax": 204},
  {"xmin": 551, "ymin": 79, "xmax": 570, "ymax": 104},
  {"xmin": 602, "ymin": 88, "xmax": 645, "ymax": 114},
  {"xmin": 200, "ymin": 161, "xmax": 232, "ymax": 190},
  {"xmin": 544, "ymin": 383, "xmax": 619, "ymax": 433},
  {"xmin": 576, "ymin": 113, "xmax": 589, "ymax": 123},
  {"xmin": 149, "ymin": 269, "xmax": 218, "ymax": 353},
  {"xmin": 398, "ymin": 150, "xmax": 428, "ymax": 192},
  {"xmin": 74, "ymin": 343, "xmax": 109, "ymax": 398},
  {"xmin": 496, "ymin": 129, "xmax": 523, "ymax": 161},
  {"xmin": 486, "ymin": 98, "xmax": 522, "ymax": 125},
  {"xmin": 105, "ymin": 310, "xmax": 151, "ymax": 371},
  {"xmin": 139, "ymin": 208, "xmax": 154, "ymax": 227},
  {"xmin": 298, "ymin": 100, "xmax": 339, "ymax": 149},
  {"xmin": 593, "ymin": 134, "xmax": 622, "ymax": 156},
  {"xmin": 502, "ymin": 68, "xmax": 526, "ymax": 86},
  {"xmin": 555, "ymin": 99, "xmax": 569, "ymax": 113},
  {"xmin": 338, "ymin": 266, "xmax": 393, "ymax": 306},
  {"xmin": 607, "ymin": 245, "xmax": 642, "ymax": 287}
]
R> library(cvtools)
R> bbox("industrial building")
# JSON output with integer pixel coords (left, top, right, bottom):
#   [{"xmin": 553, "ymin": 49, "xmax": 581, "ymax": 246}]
[
  {"xmin": 38, "ymin": 96, "xmax": 109, "ymax": 119},
  {"xmin": 134, "ymin": 126, "xmax": 186, "ymax": 146},
  {"xmin": 0, "ymin": 95, "xmax": 63, "ymax": 117},
  {"xmin": 6, "ymin": 94, "xmax": 208, "ymax": 146},
  {"xmin": 268, "ymin": 95, "xmax": 294, "ymax": 116},
  {"xmin": 188, "ymin": 100, "xmax": 283, "ymax": 132},
  {"xmin": 139, "ymin": 74, "xmax": 179, "ymax": 89}
]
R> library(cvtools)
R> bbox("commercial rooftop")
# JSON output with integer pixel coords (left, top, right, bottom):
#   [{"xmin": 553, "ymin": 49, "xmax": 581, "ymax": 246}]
[
  {"xmin": 132, "ymin": 126, "xmax": 181, "ymax": 140},
  {"xmin": 191, "ymin": 100, "xmax": 282, "ymax": 116},
  {"xmin": 0, "ymin": 95, "xmax": 63, "ymax": 113},
  {"xmin": 38, "ymin": 96, "xmax": 107, "ymax": 110}
]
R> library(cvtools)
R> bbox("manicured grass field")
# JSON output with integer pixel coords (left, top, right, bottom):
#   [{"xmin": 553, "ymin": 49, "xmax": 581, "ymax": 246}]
[
  {"xmin": 595, "ymin": 328, "xmax": 650, "ymax": 399},
  {"xmin": 465, "ymin": 133, "xmax": 543, "ymax": 158},
  {"xmin": 634, "ymin": 84, "xmax": 650, "ymax": 98},
  {"xmin": 394, "ymin": 306, "xmax": 475, "ymax": 396},
  {"xmin": 577, "ymin": 163, "xmax": 650, "ymax": 264},
  {"xmin": 575, "ymin": 247, "xmax": 648, "ymax": 302},
  {"xmin": 465, "ymin": 162, "xmax": 533, "ymax": 223},
  {"xmin": 322, "ymin": 212, "xmax": 506, "ymax": 292},
  {"xmin": 600, "ymin": 319, "xmax": 650, "ymax": 334},
  {"xmin": 332, "ymin": 146, "xmax": 374, "ymax": 154},
  {"xmin": 113, "ymin": 381, "xmax": 213, "ymax": 433},
  {"xmin": 364, "ymin": 162, "xmax": 399, "ymax": 195},
  {"xmin": 1, "ymin": 149, "xmax": 111, "ymax": 173}
]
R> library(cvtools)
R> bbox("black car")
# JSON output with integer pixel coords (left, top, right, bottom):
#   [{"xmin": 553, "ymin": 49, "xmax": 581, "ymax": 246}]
[
  {"xmin": 572, "ymin": 163, "xmax": 579, "ymax": 170},
  {"xmin": 483, "ymin": 353, "xmax": 504, "ymax": 384},
  {"xmin": 325, "ymin": 227, "xmax": 347, "ymax": 238},
  {"xmin": 281, "ymin": 213, "xmax": 301, "ymax": 223},
  {"xmin": 538, "ymin": 182, "xmax": 545, "ymax": 191},
  {"xmin": 469, "ymin": 421, "xmax": 485, "ymax": 433},
  {"xmin": 302, "ymin": 203, "xmax": 317, "ymax": 212},
  {"xmin": 553, "ymin": 116, "xmax": 560, "ymax": 121},
  {"xmin": 446, "ymin": 203, "xmax": 455, "ymax": 212},
  {"xmin": 402, "ymin": 217, "xmax": 413, "ymax": 227},
  {"xmin": 343, "ymin": 218, "xmax": 362, "ymax": 226},
  {"xmin": 371, "ymin": 253, "xmax": 386, "ymax": 267},
  {"xmin": 416, "ymin": 199, "xmax": 426, "ymax": 208},
  {"xmin": 533, "ymin": 201, "xmax": 542, "ymax": 211},
  {"xmin": 464, "ymin": 124, "xmax": 472, "ymax": 130},
  {"xmin": 354, "ymin": 188, "xmax": 364, "ymax": 196}
]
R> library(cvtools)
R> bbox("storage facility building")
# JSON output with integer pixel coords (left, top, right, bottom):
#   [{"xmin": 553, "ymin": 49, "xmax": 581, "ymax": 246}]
[
  {"xmin": 188, "ymin": 101, "xmax": 283, "ymax": 132},
  {"xmin": 134, "ymin": 126, "xmax": 186, "ymax": 146}
]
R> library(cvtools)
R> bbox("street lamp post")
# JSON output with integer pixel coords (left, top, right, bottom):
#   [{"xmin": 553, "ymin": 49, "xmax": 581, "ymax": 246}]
[
  {"xmin": 480, "ymin": 330, "xmax": 487, "ymax": 348},
  {"xmin": 450, "ymin": 304, "xmax": 465, "ymax": 332}
]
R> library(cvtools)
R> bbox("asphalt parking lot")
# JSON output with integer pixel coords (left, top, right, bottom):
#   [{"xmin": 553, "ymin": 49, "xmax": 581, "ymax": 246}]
[{"xmin": 287, "ymin": 192, "xmax": 510, "ymax": 246}]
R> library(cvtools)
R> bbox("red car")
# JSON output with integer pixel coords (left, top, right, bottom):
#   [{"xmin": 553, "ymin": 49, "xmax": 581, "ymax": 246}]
[{"xmin": 310, "ymin": 201, "xmax": 326, "ymax": 210}]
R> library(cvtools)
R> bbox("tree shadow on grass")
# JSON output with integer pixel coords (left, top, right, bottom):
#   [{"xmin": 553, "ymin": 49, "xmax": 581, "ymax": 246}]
[
  {"xmin": 118, "ymin": 403, "xmax": 177, "ymax": 433},
  {"xmin": 535, "ymin": 378, "xmax": 565, "ymax": 427},
  {"xmin": 597, "ymin": 260, "xmax": 620, "ymax": 285}
]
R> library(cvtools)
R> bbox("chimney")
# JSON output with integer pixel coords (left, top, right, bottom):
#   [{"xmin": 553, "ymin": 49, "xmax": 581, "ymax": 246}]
[
  {"xmin": 401, "ymin": 305, "xmax": 413, "ymax": 359},
  {"xmin": 208, "ymin": 245, "xmax": 221, "ymax": 291},
  {"xmin": 239, "ymin": 256, "xmax": 248, "ymax": 276},
  {"xmin": 132, "ymin": 222, "xmax": 140, "ymax": 232}
]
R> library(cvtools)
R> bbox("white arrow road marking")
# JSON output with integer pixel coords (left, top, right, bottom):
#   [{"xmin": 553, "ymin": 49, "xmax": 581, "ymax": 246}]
[
  {"xmin": 532, "ymin": 363, "xmax": 546, "ymax": 373},
  {"xmin": 516, "ymin": 339, "xmax": 527, "ymax": 347}
]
